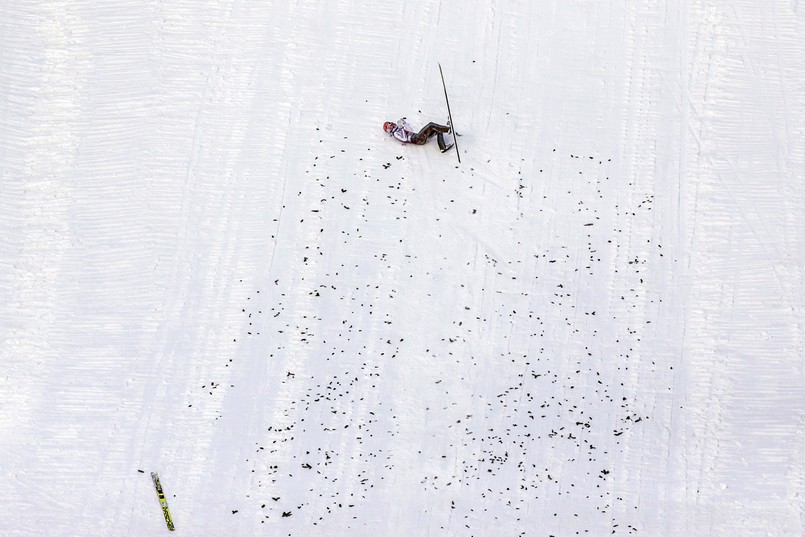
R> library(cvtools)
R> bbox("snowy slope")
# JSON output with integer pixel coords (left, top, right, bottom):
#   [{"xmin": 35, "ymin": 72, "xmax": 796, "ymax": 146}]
[{"xmin": 1, "ymin": 1, "xmax": 803, "ymax": 536}]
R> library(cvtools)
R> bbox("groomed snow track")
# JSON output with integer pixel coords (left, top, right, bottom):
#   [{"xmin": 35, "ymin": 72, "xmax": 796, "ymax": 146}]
[{"xmin": 1, "ymin": 1, "xmax": 803, "ymax": 536}]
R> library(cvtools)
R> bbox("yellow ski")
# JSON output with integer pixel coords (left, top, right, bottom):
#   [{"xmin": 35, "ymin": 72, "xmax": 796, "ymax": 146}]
[{"xmin": 150, "ymin": 472, "xmax": 176, "ymax": 531}]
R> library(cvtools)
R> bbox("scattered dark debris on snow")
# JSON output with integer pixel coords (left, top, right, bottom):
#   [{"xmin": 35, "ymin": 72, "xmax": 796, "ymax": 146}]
[{"xmin": 186, "ymin": 145, "xmax": 661, "ymax": 536}]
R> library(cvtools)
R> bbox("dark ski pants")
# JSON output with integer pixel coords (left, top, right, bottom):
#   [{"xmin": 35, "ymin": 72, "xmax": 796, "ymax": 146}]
[{"xmin": 411, "ymin": 122, "xmax": 450, "ymax": 150}]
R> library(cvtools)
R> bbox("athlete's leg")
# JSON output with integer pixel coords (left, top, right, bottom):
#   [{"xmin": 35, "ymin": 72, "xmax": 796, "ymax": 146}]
[
  {"xmin": 437, "ymin": 132, "xmax": 446, "ymax": 151},
  {"xmin": 411, "ymin": 122, "xmax": 450, "ymax": 144}
]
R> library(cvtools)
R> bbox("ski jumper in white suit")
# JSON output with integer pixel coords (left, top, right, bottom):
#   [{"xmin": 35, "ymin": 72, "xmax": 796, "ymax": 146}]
[{"xmin": 384, "ymin": 118, "xmax": 452, "ymax": 151}]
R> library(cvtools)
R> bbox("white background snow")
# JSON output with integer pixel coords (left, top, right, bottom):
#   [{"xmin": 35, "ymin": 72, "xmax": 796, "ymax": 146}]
[{"xmin": 1, "ymin": 1, "xmax": 803, "ymax": 535}]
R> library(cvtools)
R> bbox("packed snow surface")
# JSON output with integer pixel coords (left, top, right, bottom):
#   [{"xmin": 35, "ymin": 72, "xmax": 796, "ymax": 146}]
[{"xmin": 1, "ymin": 1, "xmax": 803, "ymax": 536}]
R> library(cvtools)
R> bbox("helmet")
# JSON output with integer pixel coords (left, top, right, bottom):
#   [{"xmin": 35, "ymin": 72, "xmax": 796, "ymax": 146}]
[{"xmin": 383, "ymin": 121, "xmax": 395, "ymax": 133}]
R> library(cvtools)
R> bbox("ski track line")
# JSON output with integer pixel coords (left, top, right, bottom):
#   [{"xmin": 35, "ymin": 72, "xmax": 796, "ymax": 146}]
[{"xmin": 667, "ymin": 1, "xmax": 805, "ymax": 535}]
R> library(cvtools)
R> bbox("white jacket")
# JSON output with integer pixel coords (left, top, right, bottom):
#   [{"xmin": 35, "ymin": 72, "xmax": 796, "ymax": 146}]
[{"xmin": 390, "ymin": 118, "xmax": 415, "ymax": 143}]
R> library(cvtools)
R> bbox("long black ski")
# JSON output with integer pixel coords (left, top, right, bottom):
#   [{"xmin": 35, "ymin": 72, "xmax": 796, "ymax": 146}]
[{"xmin": 438, "ymin": 62, "xmax": 460, "ymax": 164}]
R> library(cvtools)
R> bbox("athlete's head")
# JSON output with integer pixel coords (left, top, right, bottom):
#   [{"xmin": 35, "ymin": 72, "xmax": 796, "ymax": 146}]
[{"xmin": 383, "ymin": 121, "xmax": 396, "ymax": 134}]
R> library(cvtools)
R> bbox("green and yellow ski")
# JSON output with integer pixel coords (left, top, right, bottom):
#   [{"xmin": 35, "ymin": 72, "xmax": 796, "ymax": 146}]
[{"xmin": 151, "ymin": 472, "xmax": 175, "ymax": 531}]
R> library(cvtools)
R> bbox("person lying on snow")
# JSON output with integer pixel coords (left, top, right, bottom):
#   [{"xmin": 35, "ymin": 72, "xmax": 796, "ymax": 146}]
[{"xmin": 383, "ymin": 118, "xmax": 454, "ymax": 153}]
